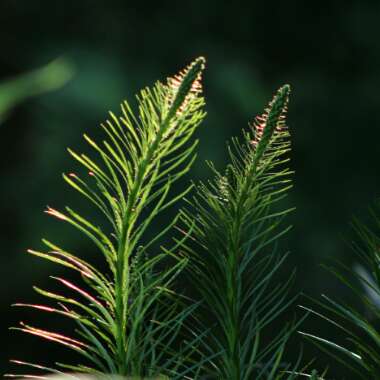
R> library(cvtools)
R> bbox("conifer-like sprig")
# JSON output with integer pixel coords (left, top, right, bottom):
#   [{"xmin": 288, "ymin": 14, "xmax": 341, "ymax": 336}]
[
  {"xmin": 8, "ymin": 58, "xmax": 206, "ymax": 379},
  {"xmin": 178, "ymin": 85, "xmax": 297, "ymax": 379},
  {"xmin": 300, "ymin": 202, "xmax": 380, "ymax": 379}
]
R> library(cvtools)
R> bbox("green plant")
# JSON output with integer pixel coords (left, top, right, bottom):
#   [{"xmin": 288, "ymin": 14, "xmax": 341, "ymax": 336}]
[
  {"xmin": 300, "ymin": 202, "xmax": 380, "ymax": 379},
  {"xmin": 8, "ymin": 57, "xmax": 206, "ymax": 379},
  {"xmin": 177, "ymin": 85, "xmax": 301, "ymax": 379},
  {"xmin": 8, "ymin": 58, "xmax": 303, "ymax": 379}
]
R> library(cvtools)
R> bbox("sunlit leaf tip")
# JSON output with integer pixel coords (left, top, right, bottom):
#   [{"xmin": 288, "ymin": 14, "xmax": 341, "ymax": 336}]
[
  {"xmin": 166, "ymin": 56, "xmax": 206, "ymax": 117},
  {"xmin": 251, "ymin": 84, "xmax": 291, "ymax": 162}
]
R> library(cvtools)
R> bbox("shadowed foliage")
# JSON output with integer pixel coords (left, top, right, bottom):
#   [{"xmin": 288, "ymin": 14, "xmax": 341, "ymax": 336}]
[{"xmin": 300, "ymin": 202, "xmax": 380, "ymax": 379}]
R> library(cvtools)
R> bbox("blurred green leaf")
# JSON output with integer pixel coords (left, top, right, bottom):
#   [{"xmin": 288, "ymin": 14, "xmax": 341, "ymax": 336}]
[{"xmin": 0, "ymin": 57, "xmax": 74, "ymax": 123}]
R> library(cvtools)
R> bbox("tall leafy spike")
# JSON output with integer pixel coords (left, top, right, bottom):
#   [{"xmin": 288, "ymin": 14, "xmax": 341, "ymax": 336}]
[
  {"xmin": 8, "ymin": 58, "xmax": 206, "ymax": 379},
  {"xmin": 178, "ymin": 85, "xmax": 296, "ymax": 379}
]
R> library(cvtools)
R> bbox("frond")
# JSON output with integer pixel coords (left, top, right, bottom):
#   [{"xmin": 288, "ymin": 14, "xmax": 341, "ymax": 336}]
[
  {"xmin": 9, "ymin": 57, "xmax": 206, "ymax": 378},
  {"xmin": 178, "ymin": 85, "xmax": 298, "ymax": 379}
]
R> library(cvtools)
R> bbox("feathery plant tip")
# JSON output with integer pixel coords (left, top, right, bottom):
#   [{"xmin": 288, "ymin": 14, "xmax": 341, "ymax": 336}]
[
  {"xmin": 166, "ymin": 56, "xmax": 205, "ymax": 117},
  {"xmin": 251, "ymin": 84, "xmax": 290, "ymax": 166}
]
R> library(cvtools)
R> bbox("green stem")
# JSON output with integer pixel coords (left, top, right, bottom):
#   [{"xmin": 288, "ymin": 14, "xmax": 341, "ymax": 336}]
[
  {"xmin": 114, "ymin": 116, "xmax": 170, "ymax": 374},
  {"xmin": 113, "ymin": 58, "xmax": 205, "ymax": 374}
]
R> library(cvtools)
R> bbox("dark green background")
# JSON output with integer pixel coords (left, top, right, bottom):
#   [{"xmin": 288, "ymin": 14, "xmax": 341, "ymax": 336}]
[{"xmin": 1, "ymin": 1, "xmax": 380, "ymax": 378}]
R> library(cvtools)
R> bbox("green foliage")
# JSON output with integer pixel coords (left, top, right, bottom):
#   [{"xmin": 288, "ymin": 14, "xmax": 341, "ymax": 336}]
[
  {"xmin": 5, "ymin": 47, "xmax": 380, "ymax": 380},
  {"xmin": 177, "ymin": 85, "xmax": 299, "ymax": 379},
  {"xmin": 8, "ymin": 58, "xmax": 306, "ymax": 379},
  {"xmin": 300, "ymin": 202, "xmax": 380, "ymax": 379},
  {"xmin": 8, "ymin": 58, "xmax": 206, "ymax": 379}
]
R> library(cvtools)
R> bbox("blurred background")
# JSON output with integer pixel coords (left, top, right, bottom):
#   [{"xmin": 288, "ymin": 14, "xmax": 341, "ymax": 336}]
[{"xmin": 1, "ymin": 1, "xmax": 380, "ymax": 378}]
